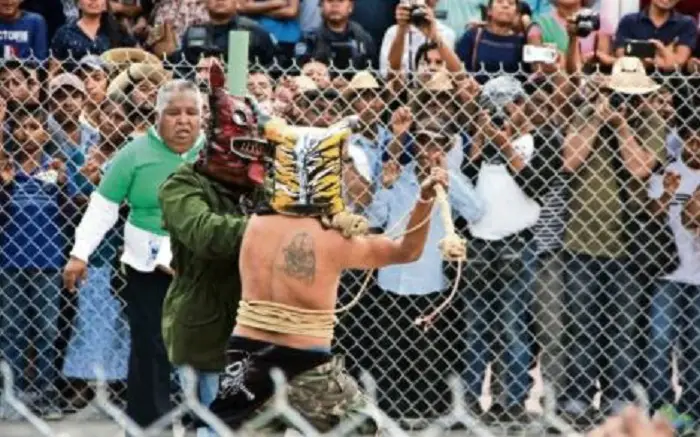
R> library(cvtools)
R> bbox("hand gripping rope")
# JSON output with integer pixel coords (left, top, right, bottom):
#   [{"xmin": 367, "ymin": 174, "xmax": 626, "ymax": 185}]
[{"xmin": 335, "ymin": 175, "xmax": 467, "ymax": 331}]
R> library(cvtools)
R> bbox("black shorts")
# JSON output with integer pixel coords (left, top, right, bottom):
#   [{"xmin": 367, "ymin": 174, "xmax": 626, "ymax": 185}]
[{"xmin": 203, "ymin": 336, "xmax": 332, "ymax": 429}]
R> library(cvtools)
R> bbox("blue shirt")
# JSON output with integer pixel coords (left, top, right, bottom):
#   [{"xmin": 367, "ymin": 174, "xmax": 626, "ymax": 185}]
[
  {"xmin": 0, "ymin": 11, "xmax": 48, "ymax": 60},
  {"xmin": 349, "ymin": 125, "xmax": 393, "ymax": 182},
  {"xmin": 366, "ymin": 162, "xmax": 485, "ymax": 295},
  {"xmin": 0, "ymin": 155, "xmax": 69, "ymax": 269},
  {"xmin": 456, "ymin": 27, "xmax": 525, "ymax": 84},
  {"xmin": 615, "ymin": 11, "xmax": 698, "ymax": 51},
  {"xmin": 251, "ymin": 0, "xmax": 301, "ymax": 45}
]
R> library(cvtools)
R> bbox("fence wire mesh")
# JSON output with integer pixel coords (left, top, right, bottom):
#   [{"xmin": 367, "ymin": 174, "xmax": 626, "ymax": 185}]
[{"xmin": 0, "ymin": 54, "xmax": 699, "ymax": 437}]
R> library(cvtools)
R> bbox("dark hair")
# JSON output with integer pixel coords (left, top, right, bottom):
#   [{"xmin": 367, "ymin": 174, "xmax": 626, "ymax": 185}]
[
  {"xmin": 487, "ymin": 0, "xmax": 521, "ymax": 8},
  {"xmin": 79, "ymin": 1, "xmax": 129, "ymax": 49},
  {"xmin": 415, "ymin": 42, "xmax": 440, "ymax": 68},
  {"xmin": 10, "ymin": 107, "xmax": 47, "ymax": 130}
]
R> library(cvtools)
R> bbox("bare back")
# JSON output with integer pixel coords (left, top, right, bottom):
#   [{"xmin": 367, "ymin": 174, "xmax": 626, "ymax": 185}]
[{"xmin": 235, "ymin": 214, "xmax": 344, "ymax": 349}]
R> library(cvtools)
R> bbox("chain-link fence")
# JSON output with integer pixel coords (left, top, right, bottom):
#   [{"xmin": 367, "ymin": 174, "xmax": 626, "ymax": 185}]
[{"xmin": 0, "ymin": 53, "xmax": 699, "ymax": 436}]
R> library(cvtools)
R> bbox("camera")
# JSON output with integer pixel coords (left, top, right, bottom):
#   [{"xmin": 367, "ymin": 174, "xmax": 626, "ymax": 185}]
[
  {"xmin": 183, "ymin": 25, "xmax": 222, "ymax": 61},
  {"xmin": 573, "ymin": 9, "xmax": 600, "ymax": 38}
]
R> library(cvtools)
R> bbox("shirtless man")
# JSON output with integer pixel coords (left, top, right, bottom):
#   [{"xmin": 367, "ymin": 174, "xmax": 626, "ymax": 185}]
[{"xmin": 204, "ymin": 116, "xmax": 450, "ymax": 430}]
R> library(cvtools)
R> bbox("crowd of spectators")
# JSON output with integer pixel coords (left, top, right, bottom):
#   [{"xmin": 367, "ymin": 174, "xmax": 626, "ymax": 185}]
[{"xmin": 1, "ymin": 0, "xmax": 700, "ymax": 434}]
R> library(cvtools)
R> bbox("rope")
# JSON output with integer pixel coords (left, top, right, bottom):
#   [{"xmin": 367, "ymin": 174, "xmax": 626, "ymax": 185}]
[
  {"xmin": 336, "ymin": 181, "xmax": 467, "ymax": 332},
  {"xmin": 413, "ymin": 185, "xmax": 467, "ymax": 329},
  {"xmin": 237, "ymin": 301, "xmax": 336, "ymax": 340}
]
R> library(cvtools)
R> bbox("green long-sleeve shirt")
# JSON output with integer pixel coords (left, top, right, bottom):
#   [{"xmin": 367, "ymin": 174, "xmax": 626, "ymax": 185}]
[{"xmin": 159, "ymin": 163, "xmax": 258, "ymax": 371}]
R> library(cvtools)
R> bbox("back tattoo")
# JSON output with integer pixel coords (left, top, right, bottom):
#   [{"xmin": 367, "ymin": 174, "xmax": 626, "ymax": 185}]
[{"xmin": 276, "ymin": 232, "xmax": 316, "ymax": 284}]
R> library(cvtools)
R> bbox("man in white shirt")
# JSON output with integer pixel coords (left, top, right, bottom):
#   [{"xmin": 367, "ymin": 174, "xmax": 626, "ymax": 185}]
[{"xmin": 379, "ymin": 0, "xmax": 456, "ymax": 76}]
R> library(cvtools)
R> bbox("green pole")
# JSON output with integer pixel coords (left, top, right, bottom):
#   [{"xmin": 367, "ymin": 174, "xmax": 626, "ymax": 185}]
[{"xmin": 227, "ymin": 31, "xmax": 250, "ymax": 97}]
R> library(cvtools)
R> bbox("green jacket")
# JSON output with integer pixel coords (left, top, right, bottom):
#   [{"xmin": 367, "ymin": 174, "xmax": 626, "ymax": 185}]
[{"xmin": 158, "ymin": 163, "xmax": 255, "ymax": 371}]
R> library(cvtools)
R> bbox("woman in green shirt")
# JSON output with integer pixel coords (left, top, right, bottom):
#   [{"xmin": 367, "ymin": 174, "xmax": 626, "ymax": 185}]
[{"xmin": 62, "ymin": 79, "xmax": 205, "ymax": 430}]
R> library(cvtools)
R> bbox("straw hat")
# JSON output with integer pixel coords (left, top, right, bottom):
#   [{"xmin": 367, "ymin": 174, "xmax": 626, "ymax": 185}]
[
  {"xmin": 100, "ymin": 48, "xmax": 162, "ymax": 72},
  {"xmin": 107, "ymin": 63, "xmax": 172, "ymax": 100},
  {"xmin": 605, "ymin": 57, "xmax": 661, "ymax": 95},
  {"xmin": 342, "ymin": 70, "xmax": 381, "ymax": 100}
]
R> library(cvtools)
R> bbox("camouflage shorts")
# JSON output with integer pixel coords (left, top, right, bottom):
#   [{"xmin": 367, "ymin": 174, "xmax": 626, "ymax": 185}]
[{"xmin": 252, "ymin": 354, "xmax": 380, "ymax": 434}]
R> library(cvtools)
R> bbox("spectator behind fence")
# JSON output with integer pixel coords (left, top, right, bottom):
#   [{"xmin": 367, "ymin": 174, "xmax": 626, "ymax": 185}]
[
  {"xmin": 522, "ymin": 82, "xmax": 571, "ymax": 410},
  {"xmin": 381, "ymin": 0, "xmax": 455, "ymax": 76},
  {"xmin": 46, "ymin": 73, "xmax": 100, "ymax": 199},
  {"xmin": 62, "ymin": 79, "xmax": 206, "ymax": 433},
  {"xmin": 357, "ymin": 116, "xmax": 483, "ymax": 419},
  {"xmin": 644, "ymin": 113, "xmax": 700, "ymax": 432},
  {"xmin": 239, "ymin": 0, "xmax": 301, "ymax": 62},
  {"xmin": 0, "ymin": 0, "xmax": 48, "ymax": 60},
  {"xmin": 0, "ymin": 60, "xmax": 41, "ymax": 114},
  {"xmin": 614, "ymin": 0, "xmax": 697, "ymax": 71},
  {"xmin": 246, "ymin": 69, "xmax": 274, "ymax": 113},
  {"xmin": 50, "ymin": 0, "xmax": 136, "ymax": 72},
  {"xmin": 295, "ymin": 0, "xmax": 376, "ymax": 71},
  {"xmin": 456, "ymin": 0, "xmax": 533, "ymax": 83},
  {"xmin": 559, "ymin": 57, "xmax": 673, "ymax": 427},
  {"xmin": 77, "ymin": 55, "xmax": 111, "ymax": 132},
  {"xmin": 461, "ymin": 75, "xmax": 561, "ymax": 422},
  {"xmin": 534, "ymin": 0, "xmax": 614, "ymax": 70},
  {"xmin": 0, "ymin": 108, "xmax": 73, "ymax": 420},
  {"xmin": 174, "ymin": 0, "xmax": 275, "ymax": 66},
  {"xmin": 61, "ymin": 97, "xmax": 133, "ymax": 412},
  {"xmin": 341, "ymin": 71, "xmax": 391, "ymax": 195}
]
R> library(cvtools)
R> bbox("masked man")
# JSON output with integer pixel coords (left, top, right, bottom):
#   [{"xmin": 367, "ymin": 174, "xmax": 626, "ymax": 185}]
[{"xmin": 200, "ymin": 87, "xmax": 459, "ymax": 432}]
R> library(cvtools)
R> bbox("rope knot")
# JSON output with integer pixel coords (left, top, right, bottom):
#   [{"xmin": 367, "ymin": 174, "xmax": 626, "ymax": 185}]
[{"xmin": 321, "ymin": 210, "xmax": 370, "ymax": 238}]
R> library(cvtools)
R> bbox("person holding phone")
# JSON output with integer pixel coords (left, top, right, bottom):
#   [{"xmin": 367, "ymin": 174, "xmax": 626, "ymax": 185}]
[{"xmin": 614, "ymin": 0, "xmax": 697, "ymax": 71}]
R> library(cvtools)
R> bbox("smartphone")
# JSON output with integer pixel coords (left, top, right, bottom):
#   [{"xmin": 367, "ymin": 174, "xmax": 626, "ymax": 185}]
[
  {"xmin": 523, "ymin": 45, "xmax": 558, "ymax": 64},
  {"xmin": 624, "ymin": 40, "xmax": 656, "ymax": 59}
]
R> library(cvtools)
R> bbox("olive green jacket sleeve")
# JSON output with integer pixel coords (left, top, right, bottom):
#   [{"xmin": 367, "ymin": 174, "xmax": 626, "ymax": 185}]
[{"xmin": 158, "ymin": 165, "xmax": 248, "ymax": 259}]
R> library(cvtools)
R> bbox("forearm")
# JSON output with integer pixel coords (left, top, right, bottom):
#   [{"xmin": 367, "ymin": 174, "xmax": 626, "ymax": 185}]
[
  {"xmin": 565, "ymin": 35, "xmax": 582, "ymax": 74},
  {"xmin": 238, "ymin": 0, "xmax": 287, "ymax": 15},
  {"xmin": 388, "ymin": 28, "xmax": 408, "ymax": 72},
  {"xmin": 618, "ymin": 127, "xmax": 657, "ymax": 179},
  {"xmin": 265, "ymin": 0, "xmax": 299, "ymax": 19},
  {"xmin": 397, "ymin": 195, "xmax": 435, "ymax": 258},
  {"xmin": 435, "ymin": 35, "xmax": 463, "ymax": 72},
  {"xmin": 649, "ymin": 193, "xmax": 673, "ymax": 217},
  {"xmin": 70, "ymin": 192, "xmax": 120, "ymax": 262}
]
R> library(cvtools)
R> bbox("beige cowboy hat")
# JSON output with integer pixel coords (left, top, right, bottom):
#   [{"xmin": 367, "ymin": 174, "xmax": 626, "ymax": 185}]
[
  {"xmin": 341, "ymin": 70, "xmax": 381, "ymax": 101},
  {"xmin": 605, "ymin": 56, "xmax": 661, "ymax": 95},
  {"xmin": 414, "ymin": 70, "xmax": 454, "ymax": 102},
  {"xmin": 100, "ymin": 48, "xmax": 162, "ymax": 72},
  {"xmin": 107, "ymin": 63, "xmax": 172, "ymax": 100}
]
